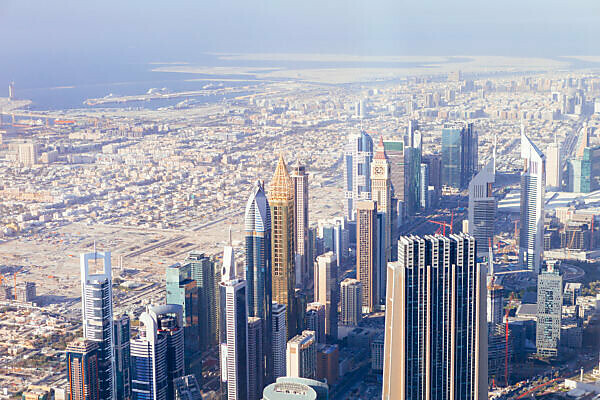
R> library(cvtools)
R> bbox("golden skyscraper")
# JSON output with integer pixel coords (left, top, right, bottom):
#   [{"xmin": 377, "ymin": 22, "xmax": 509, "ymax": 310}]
[{"xmin": 269, "ymin": 155, "xmax": 297, "ymax": 338}]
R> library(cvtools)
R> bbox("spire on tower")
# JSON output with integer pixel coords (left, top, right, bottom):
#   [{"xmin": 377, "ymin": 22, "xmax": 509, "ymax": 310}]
[{"xmin": 374, "ymin": 136, "xmax": 387, "ymax": 160}]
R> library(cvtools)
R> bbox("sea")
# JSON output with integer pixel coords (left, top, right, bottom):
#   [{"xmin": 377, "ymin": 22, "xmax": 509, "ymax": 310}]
[{"xmin": 0, "ymin": 52, "xmax": 478, "ymax": 112}]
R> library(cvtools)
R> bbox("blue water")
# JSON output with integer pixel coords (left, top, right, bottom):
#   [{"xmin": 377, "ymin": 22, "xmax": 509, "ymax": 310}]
[{"xmin": 0, "ymin": 53, "xmax": 477, "ymax": 111}]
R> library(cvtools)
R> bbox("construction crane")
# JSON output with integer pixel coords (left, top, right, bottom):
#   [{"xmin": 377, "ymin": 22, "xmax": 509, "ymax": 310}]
[{"xmin": 428, "ymin": 211, "xmax": 454, "ymax": 236}]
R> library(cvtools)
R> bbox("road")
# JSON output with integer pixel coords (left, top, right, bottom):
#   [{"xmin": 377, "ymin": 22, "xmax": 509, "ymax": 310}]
[{"xmin": 331, "ymin": 364, "xmax": 371, "ymax": 399}]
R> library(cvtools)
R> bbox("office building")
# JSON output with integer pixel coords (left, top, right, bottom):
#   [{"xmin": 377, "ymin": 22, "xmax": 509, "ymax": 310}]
[
  {"xmin": 371, "ymin": 333, "xmax": 385, "ymax": 372},
  {"xmin": 382, "ymin": 234, "xmax": 487, "ymax": 400},
  {"xmin": 356, "ymin": 201, "xmax": 378, "ymax": 313},
  {"xmin": 344, "ymin": 131, "xmax": 374, "ymax": 220},
  {"xmin": 113, "ymin": 314, "xmax": 131, "ymax": 400},
  {"xmin": 66, "ymin": 338, "xmax": 100, "ymax": 400},
  {"xmin": 313, "ymin": 252, "xmax": 338, "ymax": 342},
  {"xmin": 262, "ymin": 377, "xmax": 329, "ymax": 400},
  {"xmin": 269, "ymin": 155, "xmax": 297, "ymax": 338},
  {"xmin": 291, "ymin": 165, "xmax": 310, "ymax": 287},
  {"xmin": 147, "ymin": 305, "xmax": 185, "ymax": 400},
  {"xmin": 419, "ymin": 163, "xmax": 429, "ymax": 209},
  {"xmin": 272, "ymin": 302, "xmax": 287, "ymax": 379},
  {"xmin": 487, "ymin": 281, "xmax": 504, "ymax": 326},
  {"xmin": 80, "ymin": 251, "xmax": 115, "ymax": 400},
  {"xmin": 383, "ymin": 139, "xmax": 405, "ymax": 223},
  {"xmin": 219, "ymin": 253, "xmax": 249, "ymax": 400},
  {"xmin": 316, "ymin": 344, "xmax": 338, "ymax": 385},
  {"xmin": 247, "ymin": 317, "xmax": 264, "ymax": 400},
  {"xmin": 18, "ymin": 142, "xmax": 38, "ymax": 167},
  {"xmin": 468, "ymin": 158, "xmax": 496, "ymax": 257},
  {"xmin": 184, "ymin": 252, "xmax": 218, "ymax": 348},
  {"xmin": 173, "ymin": 375, "xmax": 202, "ymax": 400},
  {"xmin": 165, "ymin": 262, "xmax": 201, "ymax": 377},
  {"xmin": 305, "ymin": 302, "xmax": 326, "ymax": 344},
  {"xmin": 536, "ymin": 260, "xmax": 563, "ymax": 358},
  {"xmin": 244, "ymin": 180, "xmax": 273, "ymax": 383},
  {"xmin": 520, "ymin": 128, "xmax": 546, "ymax": 273},
  {"xmin": 340, "ymin": 278, "xmax": 362, "ymax": 326},
  {"xmin": 14, "ymin": 281, "xmax": 36, "ymax": 303},
  {"xmin": 286, "ymin": 331, "xmax": 317, "ymax": 379},
  {"xmin": 131, "ymin": 308, "xmax": 168, "ymax": 400},
  {"xmin": 441, "ymin": 122, "xmax": 478, "ymax": 189},
  {"xmin": 546, "ymin": 142, "xmax": 561, "ymax": 189}
]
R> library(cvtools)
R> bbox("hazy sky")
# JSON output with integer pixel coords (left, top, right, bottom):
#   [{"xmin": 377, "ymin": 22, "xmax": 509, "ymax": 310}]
[{"xmin": 1, "ymin": 0, "xmax": 600, "ymax": 61}]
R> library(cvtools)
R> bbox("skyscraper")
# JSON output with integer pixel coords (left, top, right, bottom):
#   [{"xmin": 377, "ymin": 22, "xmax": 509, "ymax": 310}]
[
  {"xmin": 219, "ymin": 251, "xmax": 249, "ymax": 400},
  {"xmin": 371, "ymin": 136, "xmax": 392, "ymax": 264},
  {"xmin": 340, "ymin": 278, "xmax": 362, "ymax": 326},
  {"xmin": 536, "ymin": 260, "xmax": 563, "ymax": 358},
  {"xmin": 313, "ymin": 252, "xmax": 338, "ymax": 342},
  {"xmin": 67, "ymin": 338, "xmax": 100, "ymax": 400},
  {"xmin": 165, "ymin": 262, "xmax": 201, "ymax": 377},
  {"xmin": 269, "ymin": 155, "xmax": 297, "ymax": 338},
  {"xmin": 113, "ymin": 314, "xmax": 131, "ymax": 400},
  {"xmin": 130, "ymin": 309, "xmax": 167, "ymax": 400},
  {"xmin": 147, "ymin": 305, "xmax": 185, "ymax": 400},
  {"xmin": 291, "ymin": 165, "xmax": 310, "ymax": 287},
  {"xmin": 304, "ymin": 302, "xmax": 326, "ymax": 344},
  {"xmin": 546, "ymin": 141, "xmax": 561, "ymax": 189},
  {"xmin": 247, "ymin": 317, "xmax": 264, "ymax": 400},
  {"xmin": 344, "ymin": 131, "xmax": 374, "ymax": 220},
  {"xmin": 80, "ymin": 251, "xmax": 115, "ymax": 400},
  {"xmin": 419, "ymin": 163, "xmax": 429, "ymax": 209},
  {"xmin": 356, "ymin": 201, "xmax": 378, "ymax": 313},
  {"xmin": 441, "ymin": 122, "xmax": 478, "ymax": 189},
  {"xmin": 520, "ymin": 128, "xmax": 546, "ymax": 273},
  {"xmin": 286, "ymin": 331, "xmax": 317, "ymax": 379},
  {"xmin": 383, "ymin": 234, "xmax": 487, "ymax": 400},
  {"xmin": 383, "ymin": 139, "xmax": 405, "ymax": 222},
  {"xmin": 184, "ymin": 252, "xmax": 218, "ymax": 348},
  {"xmin": 244, "ymin": 180, "xmax": 273, "ymax": 384},
  {"xmin": 272, "ymin": 302, "xmax": 287, "ymax": 380},
  {"xmin": 468, "ymin": 158, "xmax": 496, "ymax": 257}
]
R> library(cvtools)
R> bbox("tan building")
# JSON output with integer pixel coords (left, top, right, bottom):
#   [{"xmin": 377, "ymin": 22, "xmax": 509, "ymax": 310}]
[
  {"xmin": 356, "ymin": 200, "xmax": 377, "ymax": 313},
  {"xmin": 18, "ymin": 142, "xmax": 39, "ymax": 167},
  {"xmin": 314, "ymin": 252, "xmax": 338, "ymax": 341},
  {"xmin": 382, "ymin": 234, "xmax": 487, "ymax": 400},
  {"xmin": 291, "ymin": 164, "xmax": 309, "ymax": 287},
  {"xmin": 269, "ymin": 155, "xmax": 297, "ymax": 338}
]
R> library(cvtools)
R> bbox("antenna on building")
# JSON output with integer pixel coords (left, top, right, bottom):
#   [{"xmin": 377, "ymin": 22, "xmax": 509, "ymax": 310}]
[{"xmin": 228, "ymin": 225, "xmax": 232, "ymax": 246}]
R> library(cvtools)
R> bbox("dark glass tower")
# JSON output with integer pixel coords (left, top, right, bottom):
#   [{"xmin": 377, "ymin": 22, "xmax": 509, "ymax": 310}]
[
  {"xmin": 245, "ymin": 180, "xmax": 273, "ymax": 385},
  {"xmin": 441, "ymin": 122, "xmax": 478, "ymax": 189},
  {"xmin": 184, "ymin": 252, "xmax": 218, "ymax": 349},
  {"xmin": 113, "ymin": 314, "xmax": 131, "ymax": 400}
]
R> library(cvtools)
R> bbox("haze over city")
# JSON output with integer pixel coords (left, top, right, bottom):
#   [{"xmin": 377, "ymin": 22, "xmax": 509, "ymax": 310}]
[{"xmin": 2, "ymin": 2, "xmax": 600, "ymax": 400}]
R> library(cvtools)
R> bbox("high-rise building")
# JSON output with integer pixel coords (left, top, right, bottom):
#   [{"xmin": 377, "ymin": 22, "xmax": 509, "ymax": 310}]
[
  {"xmin": 272, "ymin": 302, "xmax": 287, "ymax": 379},
  {"xmin": 173, "ymin": 375, "xmax": 202, "ymax": 400},
  {"xmin": 184, "ymin": 252, "xmax": 218, "ymax": 348},
  {"xmin": 165, "ymin": 262, "xmax": 201, "ymax": 377},
  {"xmin": 113, "ymin": 314, "xmax": 131, "ymax": 400},
  {"xmin": 313, "ymin": 252, "xmax": 338, "ymax": 342},
  {"xmin": 520, "ymin": 128, "xmax": 546, "ymax": 273},
  {"xmin": 286, "ymin": 331, "xmax": 317, "ymax": 379},
  {"xmin": 487, "ymin": 282, "xmax": 504, "ymax": 326},
  {"xmin": 340, "ymin": 278, "xmax": 362, "ymax": 326},
  {"xmin": 316, "ymin": 344, "xmax": 339, "ymax": 386},
  {"xmin": 269, "ymin": 155, "xmax": 297, "ymax": 339},
  {"xmin": 536, "ymin": 260, "xmax": 563, "ymax": 358},
  {"xmin": 219, "ymin": 254, "xmax": 249, "ymax": 400},
  {"xmin": 130, "ymin": 309, "xmax": 168, "ymax": 400},
  {"xmin": 304, "ymin": 303, "xmax": 326, "ymax": 344},
  {"xmin": 371, "ymin": 136, "xmax": 392, "ymax": 305},
  {"xmin": 244, "ymin": 180, "xmax": 273, "ymax": 384},
  {"xmin": 67, "ymin": 338, "xmax": 100, "ymax": 400},
  {"xmin": 468, "ymin": 158, "xmax": 496, "ymax": 257},
  {"xmin": 262, "ymin": 377, "xmax": 329, "ymax": 400},
  {"xmin": 291, "ymin": 165, "xmax": 310, "ymax": 287},
  {"xmin": 383, "ymin": 234, "xmax": 487, "ymax": 400},
  {"xmin": 147, "ymin": 305, "xmax": 185, "ymax": 400},
  {"xmin": 383, "ymin": 139, "xmax": 405, "ymax": 221},
  {"xmin": 80, "ymin": 251, "xmax": 115, "ymax": 400},
  {"xmin": 546, "ymin": 142, "xmax": 561, "ymax": 189},
  {"xmin": 419, "ymin": 163, "xmax": 429, "ymax": 209},
  {"xmin": 356, "ymin": 201, "xmax": 378, "ymax": 313},
  {"xmin": 18, "ymin": 142, "xmax": 39, "ymax": 167},
  {"xmin": 247, "ymin": 317, "xmax": 264, "ymax": 400},
  {"xmin": 344, "ymin": 132, "xmax": 374, "ymax": 220},
  {"xmin": 441, "ymin": 122, "xmax": 478, "ymax": 189}
]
